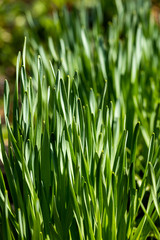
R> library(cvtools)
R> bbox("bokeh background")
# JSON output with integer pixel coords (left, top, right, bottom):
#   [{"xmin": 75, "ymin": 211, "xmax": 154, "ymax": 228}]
[
  {"xmin": 0, "ymin": 0, "xmax": 116, "ymax": 86},
  {"xmin": 0, "ymin": 0, "xmax": 159, "ymax": 103}
]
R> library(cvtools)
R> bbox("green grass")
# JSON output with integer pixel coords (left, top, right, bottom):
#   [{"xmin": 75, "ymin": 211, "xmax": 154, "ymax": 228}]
[{"xmin": 0, "ymin": 0, "xmax": 160, "ymax": 239}]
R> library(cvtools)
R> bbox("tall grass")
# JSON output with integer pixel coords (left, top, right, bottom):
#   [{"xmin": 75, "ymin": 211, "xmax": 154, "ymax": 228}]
[{"xmin": 0, "ymin": 0, "xmax": 160, "ymax": 239}]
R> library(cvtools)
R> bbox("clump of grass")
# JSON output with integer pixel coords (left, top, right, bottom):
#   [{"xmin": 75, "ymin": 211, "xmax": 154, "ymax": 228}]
[{"xmin": 0, "ymin": 0, "xmax": 160, "ymax": 239}]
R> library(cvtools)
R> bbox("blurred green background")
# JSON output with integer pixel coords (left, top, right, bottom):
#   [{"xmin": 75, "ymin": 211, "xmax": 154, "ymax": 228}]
[
  {"xmin": 0, "ymin": 0, "xmax": 116, "ymax": 88},
  {"xmin": 0, "ymin": 0, "xmax": 159, "ymax": 99}
]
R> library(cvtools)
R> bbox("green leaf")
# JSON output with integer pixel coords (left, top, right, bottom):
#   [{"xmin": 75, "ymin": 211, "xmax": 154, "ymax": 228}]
[
  {"xmin": 22, "ymin": 37, "xmax": 27, "ymax": 68},
  {"xmin": 148, "ymin": 162, "xmax": 160, "ymax": 216},
  {"xmin": 130, "ymin": 122, "xmax": 140, "ymax": 191},
  {"xmin": 4, "ymin": 80, "xmax": 10, "ymax": 119},
  {"xmin": 18, "ymin": 208, "xmax": 24, "ymax": 240},
  {"xmin": 89, "ymin": 88, "xmax": 97, "ymax": 116},
  {"xmin": 139, "ymin": 199, "xmax": 160, "ymax": 239},
  {"xmin": 3, "ymin": 191, "xmax": 12, "ymax": 240},
  {"xmin": 36, "ymin": 56, "xmax": 43, "ymax": 149}
]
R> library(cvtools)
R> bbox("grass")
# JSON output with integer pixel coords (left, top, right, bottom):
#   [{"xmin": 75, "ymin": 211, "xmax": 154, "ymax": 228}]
[{"xmin": 0, "ymin": 0, "xmax": 160, "ymax": 239}]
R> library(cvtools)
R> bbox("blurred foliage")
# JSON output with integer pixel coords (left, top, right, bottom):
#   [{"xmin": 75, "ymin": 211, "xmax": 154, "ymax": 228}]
[
  {"xmin": 0, "ymin": 0, "xmax": 116, "ymax": 85},
  {"xmin": 0, "ymin": 0, "xmax": 157, "ymax": 89}
]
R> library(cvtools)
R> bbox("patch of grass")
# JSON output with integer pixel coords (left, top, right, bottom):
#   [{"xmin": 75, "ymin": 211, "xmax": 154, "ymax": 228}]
[{"xmin": 0, "ymin": 0, "xmax": 160, "ymax": 239}]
